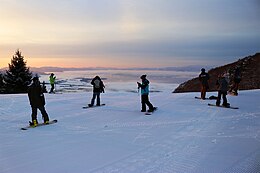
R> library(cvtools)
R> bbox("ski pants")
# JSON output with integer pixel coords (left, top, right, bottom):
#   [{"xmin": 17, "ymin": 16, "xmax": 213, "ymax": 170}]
[
  {"xmin": 216, "ymin": 91, "xmax": 228, "ymax": 106},
  {"xmin": 91, "ymin": 92, "xmax": 100, "ymax": 106},
  {"xmin": 200, "ymin": 85, "xmax": 208, "ymax": 99},
  {"xmin": 230, "ymin": 82, "xmax": 240, "ymax": 94},
  {"xmin": 141, "ymin": 94, "xmax": 153, "ymax": 111},
  {"xmin": 31, "ymin": 106, "xmax": 49, "ymax": 122},
  {"xmin": 50, "ymin": 84, "xmax": 55, "ymax": 93}
]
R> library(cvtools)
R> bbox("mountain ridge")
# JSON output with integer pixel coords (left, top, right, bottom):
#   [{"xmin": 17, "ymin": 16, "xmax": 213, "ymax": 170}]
[{"xmin": 173, "ymin": 53, "xmax": 260, "ymax": 93}]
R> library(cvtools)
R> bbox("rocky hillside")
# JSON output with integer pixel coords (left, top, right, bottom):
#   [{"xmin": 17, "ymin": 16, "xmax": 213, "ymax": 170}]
[{"xmin": 173, "ymin": 53, "xmax": 260, "ymax": 93}]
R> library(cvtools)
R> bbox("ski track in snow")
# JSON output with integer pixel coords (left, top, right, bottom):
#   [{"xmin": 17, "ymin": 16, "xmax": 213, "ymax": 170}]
[{"xmin": 1, "ymin": 90, "xmax": 260, "ymax": 173}]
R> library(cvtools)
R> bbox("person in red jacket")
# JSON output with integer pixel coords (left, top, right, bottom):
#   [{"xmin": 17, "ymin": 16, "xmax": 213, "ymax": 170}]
[
  {"xmin": 28, "ymin": 77, "xmax": 49, "ymax": 127},
  {"xmin": 229, "ymin": 66, "xmax": 242, "ymax": 96},
  {"xmin": 199, "ymin": 68, "xmax": 210, "ymax": 99}
]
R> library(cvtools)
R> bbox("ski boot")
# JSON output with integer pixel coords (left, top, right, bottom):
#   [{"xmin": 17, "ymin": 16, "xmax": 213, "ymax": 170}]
[
  {"xmin": 222, "ymin": 103, "xmax": 230, "ymax": 108},
  {"xmin": 148, "ymin": 107, "xmax": 156, "ymax": 112},
  {"xmin": 31, "ymin": 120, "xmax": 38, "ymax": 127}
]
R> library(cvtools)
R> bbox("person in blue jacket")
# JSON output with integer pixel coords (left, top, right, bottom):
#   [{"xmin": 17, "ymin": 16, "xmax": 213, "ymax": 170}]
[{"xmin": 137, "ymin": 75, "xmax": 155, "ymax": 112}]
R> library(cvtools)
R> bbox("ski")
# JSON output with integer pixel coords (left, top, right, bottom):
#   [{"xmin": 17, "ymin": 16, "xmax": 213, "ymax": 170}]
[
  {"xmin": 83, "ymin": 104, "xmax": 106, "ymax": 109},
  {"xmin": 208, "ymin": 103, "xmax": 239, "ymax": 109},
  {"xmin": 145, "ymin": 107, "xmax": 158, "ymax": 115},
  {"xmin": 21, "ymin": 119, "xmax": 58, "ymax": 130}
]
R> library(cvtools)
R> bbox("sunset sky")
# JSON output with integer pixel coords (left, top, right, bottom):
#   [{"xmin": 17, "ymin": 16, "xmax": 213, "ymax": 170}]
[{"xmin": 0, "ymin": 0, "xmax": 259, "ymax": 68}]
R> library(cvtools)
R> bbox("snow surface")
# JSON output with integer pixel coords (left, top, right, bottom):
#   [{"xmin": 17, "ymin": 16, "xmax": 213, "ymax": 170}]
[{"xmin": 1, "ymin": 89, "xmax": 260, "ymax": 173}]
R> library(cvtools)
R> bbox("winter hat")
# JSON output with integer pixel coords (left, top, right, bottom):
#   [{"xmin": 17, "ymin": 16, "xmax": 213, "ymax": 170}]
[
  {"xmin": 95, "ymin": 76, "xmax": 101, "ymax": 80},
  {"xmin": 201, "ymin": 68, "xmax": 205, "ymax": 72},
  {"xmin": 140, "ymin": 75, "xmax": 147, "ymax": 79}
]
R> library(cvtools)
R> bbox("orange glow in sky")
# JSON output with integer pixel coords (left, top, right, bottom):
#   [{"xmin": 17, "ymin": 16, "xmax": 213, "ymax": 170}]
[
  {"xmin": 0, "ymin": 56, "xmax": 133, "ymax": 68},
  {"xmin": 0, "ymin": 1, "xmax": 259, "ymax": 68}
]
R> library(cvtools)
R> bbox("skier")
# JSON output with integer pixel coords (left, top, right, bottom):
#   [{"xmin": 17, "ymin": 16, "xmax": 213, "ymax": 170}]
[
  {"xmin": 199, "ymin": 68, "xmax": 210, "ymax": 100},
  {"xmin": 137, "ymin": 75, "xmax": 155, "ymax": 112},
  {"xmin": 216, "ymin": 74, "xmax": 230, "ymax": 107},
  {"xmin": 28, "ymin": 77, "xmax": 50, "ymax": 127},
  {"xmin": 88, "ymin": 76, "xmax": 105, "ymax": 107},
  {"xmin": 49, "ymin": 73, "xmax": 56, "ymax": 93},
  {"xmin": 229, "ymin": 66, "xmax": 242, "ymax": 95}
]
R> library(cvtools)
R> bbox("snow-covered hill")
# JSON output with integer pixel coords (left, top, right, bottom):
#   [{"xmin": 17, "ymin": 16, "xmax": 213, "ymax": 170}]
[{"xmin": 1, "ymin": 90, "xmax": 260, "ymax": 173}]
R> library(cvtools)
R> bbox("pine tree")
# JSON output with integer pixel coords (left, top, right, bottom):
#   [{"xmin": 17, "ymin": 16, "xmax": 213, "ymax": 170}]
[
  {"xmin": 4, "ymin": 50, "xmax": 32, "ymax": 93},
  {"xmin": 0, "ymin": 72, "xmax": 4, "ymax": 93}
]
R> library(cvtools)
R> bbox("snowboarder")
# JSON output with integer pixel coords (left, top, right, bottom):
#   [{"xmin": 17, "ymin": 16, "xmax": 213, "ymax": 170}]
[
  {"xmin": 49, "ymin": 73, "xmax": 56, "ymax": 93},
  {"xmin": 28, "ymin": 77, "xmax": 50, "ymax": 127},
  {"xmin": 137, "ymin": 75, "xmax": 155, "ymax": 112},
  {"xmin": 88, "ymin": 76, "xmax": 105, "ymax": 107},
  {"xmin": 216, "ymin": 74, "xmax": 230, "ymax": 107},
  {"xmin": 229, "ymin": 66, "xmax": 242, "ymax": 95},
  {"xmin": 199, "ymin": 68, "xmax": 210, "ymax": 100}
]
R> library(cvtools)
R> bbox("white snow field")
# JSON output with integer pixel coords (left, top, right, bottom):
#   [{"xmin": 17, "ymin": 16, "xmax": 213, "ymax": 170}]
[{"xmin": 1, "ymin": 89, "xmax": 260, "ymax": 173}]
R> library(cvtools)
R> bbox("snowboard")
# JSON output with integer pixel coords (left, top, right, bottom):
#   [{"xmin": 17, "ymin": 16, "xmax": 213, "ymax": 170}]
[
  {"xmin": 49, "ymin": 92, "xmax": 62, "ymax": 94},
  {"xmin": 195, "ymin": 96, "xmax": 209, "ymax": 100},
  {"xmin": 145, "ymin": 107, "xmax": 158, "ymax": 115},
  {"xmin": 195, "ymin": 96, "xmax": 217, "ymax": 100},
  {"xmin": 83, "ymin": 104, "xmax": 106, "ymax": 109},
  {"xmin": 21, "ymin": 119, "xmax": 58, "ymax": 130},
  {"xmin": 208, "ymin": 103, "xmax": 239, "ymax": 109}
]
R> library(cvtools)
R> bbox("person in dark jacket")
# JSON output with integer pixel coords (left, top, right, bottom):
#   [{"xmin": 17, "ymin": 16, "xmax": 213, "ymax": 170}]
[
  {"xmin": 137, "ymin": 75, "xmax": 155, "ymax": 112},
  {"xmin": 88, "ymin": 76, "xmax": 105, "ymax": 107},
  {"xmin": 216, "ymin": 74, "xmax": 230, "ymax": 107},
  {"xmin": 28, "ymin": 77, "xmax": 49, "ymax": 127},
  {"xmin": 229, "ymin": 66, "xmax": 242, "ymax": 95},
  {"xmin": 199, "ymin": 68, "xmax": 210, "ymax": 100}
]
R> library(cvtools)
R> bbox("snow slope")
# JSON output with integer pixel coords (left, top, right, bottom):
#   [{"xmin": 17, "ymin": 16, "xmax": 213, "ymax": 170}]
[{"xmin": 0, "ymin": 90, "xmax": 260, "ymax": 173}]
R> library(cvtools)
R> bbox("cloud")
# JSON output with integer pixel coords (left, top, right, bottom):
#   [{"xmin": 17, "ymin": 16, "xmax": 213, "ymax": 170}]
[{"xmin": 1, "ymin": 0, "xmax": 259, "ymax": 67}]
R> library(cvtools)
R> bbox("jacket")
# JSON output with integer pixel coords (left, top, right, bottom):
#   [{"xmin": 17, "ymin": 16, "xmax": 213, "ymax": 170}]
[
  {"xmin": 216, "ymin": 77, "xmax": 229, "ymax": 92},
  {"xmin": 28, "ymin": 82, "xmax": 45, "ymax": 107},
  {"xmin": 199, "ymin": 72, "xmax": 210, "ymax": 86},
  {"xmin": 49, "ymin": 76, "xmax": 56, "ymax": 85},
  {"xmin": 91, "ymin": 77, "xmax": 105, "ymax": 93},
  {"xmin": 139, "ymin": 79, "xmax": 150, "ymax": 95}
]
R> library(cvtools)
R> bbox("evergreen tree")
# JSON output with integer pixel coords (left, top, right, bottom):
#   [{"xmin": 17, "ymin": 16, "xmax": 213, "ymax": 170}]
[
  {"xmin": 4, "ymin": 50, "xmax": 32, "ymax": 93},
  {"xmin": 0, "ymin": 72, "xmax": 4, "ymax": 93}
]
